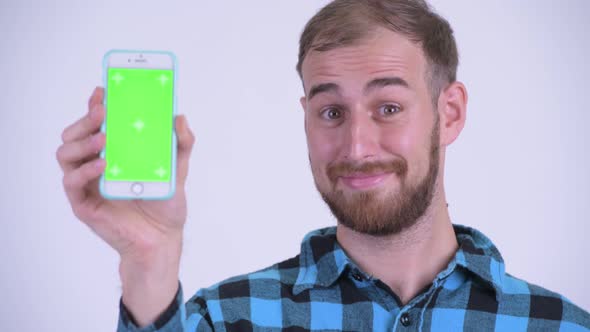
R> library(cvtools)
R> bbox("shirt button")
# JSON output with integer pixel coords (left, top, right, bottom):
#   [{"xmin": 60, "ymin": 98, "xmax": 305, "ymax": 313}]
[
  {"xmin": 351, "ymin": 272, "xmax": 363, "ymax": 281},
  {"xmin": 400, "ymin": 313, "xmax": 411, "ymax": 327}
]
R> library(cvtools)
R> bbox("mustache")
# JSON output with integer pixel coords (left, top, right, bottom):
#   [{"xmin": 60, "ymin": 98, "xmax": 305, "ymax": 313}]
[{"xmin": 327, "ymin": 159, "xmax": 408, "ymax": 182}]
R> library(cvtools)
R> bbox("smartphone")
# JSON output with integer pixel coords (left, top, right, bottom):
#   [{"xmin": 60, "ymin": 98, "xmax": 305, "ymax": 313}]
[{"xmin": 99, "ymin": 50, "xmax": 177, "ymax": 200}]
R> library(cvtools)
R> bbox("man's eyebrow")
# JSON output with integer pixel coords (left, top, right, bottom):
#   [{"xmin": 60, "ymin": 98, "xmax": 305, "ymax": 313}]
[
  {"xmin": 364, "ymin": 77, "xmax": 410, "ymax": 93},
  {"xmin": 307, "ymin": 77, "xmax": 409, "ymax": 100},
  {"xmin": 308, "ymin": 83, "xmax": 340, "ymax": 100}
]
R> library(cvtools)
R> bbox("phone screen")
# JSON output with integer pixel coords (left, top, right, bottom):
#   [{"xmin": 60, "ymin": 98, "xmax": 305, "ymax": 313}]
[{"xmin": 104, "ymin": 67, "xmax": 174, "ymax": 182}]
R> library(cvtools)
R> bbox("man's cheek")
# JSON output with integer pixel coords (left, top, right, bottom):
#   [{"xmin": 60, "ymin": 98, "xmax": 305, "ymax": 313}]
[{"xmin": 317, "ymin": 141, "xmax": 341, "ymax": 165}]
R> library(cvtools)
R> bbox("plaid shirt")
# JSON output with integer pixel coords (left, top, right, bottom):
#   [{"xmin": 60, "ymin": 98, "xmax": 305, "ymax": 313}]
[{"xmin": 118, "ymin": 225, "xmax": 590, "ymax": 331}]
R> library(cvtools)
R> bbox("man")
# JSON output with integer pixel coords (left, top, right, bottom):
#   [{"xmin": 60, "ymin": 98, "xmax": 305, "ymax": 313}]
[{"xmin": 56, "ymin": 0, "xmax": 589, "ymax": 331}]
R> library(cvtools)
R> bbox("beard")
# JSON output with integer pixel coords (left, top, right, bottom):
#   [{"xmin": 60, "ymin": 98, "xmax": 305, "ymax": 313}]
[{"xmin": 316, "ymin": 118, "xmax": 440, "ymax": 236}]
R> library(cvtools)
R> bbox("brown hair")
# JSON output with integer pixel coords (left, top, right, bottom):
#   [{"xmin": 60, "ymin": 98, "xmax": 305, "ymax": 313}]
[{"xmin": 297, "ymin": 0, "xmax": 458, "ymax": 103}]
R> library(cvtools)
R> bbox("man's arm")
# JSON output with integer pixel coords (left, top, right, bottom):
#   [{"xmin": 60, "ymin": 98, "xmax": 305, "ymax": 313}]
[
  {"xmin": 117, "ymin": 282, "xmax": 215, "ymax": 332},
  {"xmin": 56, "ymin": 87, "xmax": 195, "ymax": 329},
  {"xmin": 119, "ymin": 232, "xmax": 183, "ymax": 327}
]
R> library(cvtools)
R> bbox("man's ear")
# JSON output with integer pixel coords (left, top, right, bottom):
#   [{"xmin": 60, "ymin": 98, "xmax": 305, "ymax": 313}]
[
  {"xmin": 301, "ymin": 96, "xmax": 309, "ymax": 136},
  {"xmin": 299, "ymin": 96, "xmax": 307, "ymax": 112},
  {"xmin": 438, "ymin": 81, "xmax": 468, "ymax": 146}
]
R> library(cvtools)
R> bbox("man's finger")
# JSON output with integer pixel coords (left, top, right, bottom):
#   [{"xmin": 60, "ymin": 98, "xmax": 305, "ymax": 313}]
[
  {"xmin": 62, "ymin": 158, "xmax": 106, "ymax": 207},
  {"xmin": 56, "ymin": 132, "xmax": 106, "ymax": 172},
  {"xmin": 88, "ymin": 86, "xmax": 104, "ymax": 111},
  {"xmin": 175, "ymin": 115, "xmax": 195, "ymax": 187},
  {"xmin": 62, "ymin": 104, "xmax": 105, "ymax": 143}
]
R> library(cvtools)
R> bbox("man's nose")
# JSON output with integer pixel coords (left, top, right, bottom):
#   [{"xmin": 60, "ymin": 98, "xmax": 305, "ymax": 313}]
[{"xmin": 342, "ymin": 110, "xmax": 380, "ymax": 161}]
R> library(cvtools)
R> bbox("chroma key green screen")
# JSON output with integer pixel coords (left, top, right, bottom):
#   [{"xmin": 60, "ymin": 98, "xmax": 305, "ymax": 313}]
[{"xmin": 104, "ymin": 67, "xmax": 174, "ymax": 182}]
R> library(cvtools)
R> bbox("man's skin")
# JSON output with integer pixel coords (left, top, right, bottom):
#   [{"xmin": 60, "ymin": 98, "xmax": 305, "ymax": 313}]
[
  {"xmin": 302, "ymin": 28, "xmax": 467, "ymax": 305},
  {"xmin": 56, "ymin": 28, "xmax": 467, "ymax": 327},
  {"xmin": 56, "ymin": 92, "xmax": 192, "ymax": 326}
]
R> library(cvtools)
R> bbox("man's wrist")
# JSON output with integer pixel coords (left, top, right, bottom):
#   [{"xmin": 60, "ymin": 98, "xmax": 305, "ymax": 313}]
[{"xmin": 118, "ymin": 233, "xmax": 183, "ymax": 327}]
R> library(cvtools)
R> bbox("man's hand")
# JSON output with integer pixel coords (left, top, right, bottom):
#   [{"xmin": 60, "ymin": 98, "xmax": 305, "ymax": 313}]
[{"xmin": 56, "ymin": 87, "xmax": 195, "ymax": 327}]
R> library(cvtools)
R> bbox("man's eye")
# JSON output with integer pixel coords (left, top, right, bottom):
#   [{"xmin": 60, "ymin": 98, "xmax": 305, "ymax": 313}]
[
  {"xmin": 321, "ymin": 108, "xmax": 342, "ymax": 120},
  {"xmin": 379, "ymin": 104, "xmax": 401, "ymax": 116}
]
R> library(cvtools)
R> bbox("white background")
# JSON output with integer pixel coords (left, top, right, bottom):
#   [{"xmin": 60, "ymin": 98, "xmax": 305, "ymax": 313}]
[{"xmin": 0, "ymin": 1, "xmax": 588, "ymax": 331}]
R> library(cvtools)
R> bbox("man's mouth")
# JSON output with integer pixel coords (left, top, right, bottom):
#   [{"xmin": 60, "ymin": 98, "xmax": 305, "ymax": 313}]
[{"xmin": 338, "ymin": 172, "xmax": 391, "ymax": 190}]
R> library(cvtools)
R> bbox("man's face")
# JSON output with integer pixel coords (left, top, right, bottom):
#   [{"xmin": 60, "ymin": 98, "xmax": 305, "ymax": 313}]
[{"xmin": 300, "ymin": 29, "xmax": 442, "ymax": 236}]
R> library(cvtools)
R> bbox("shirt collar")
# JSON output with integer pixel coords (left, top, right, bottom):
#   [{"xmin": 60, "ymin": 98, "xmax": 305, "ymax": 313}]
[
  {"xmin": 293, "ymin": 224, "xmax": 506, "ymax": 300},
  {"xmin": 450, "ymin": 224, "xmax": 506, "ymax": 301},
  {"xmin": 293, "ymin": 227, "xmax": 351, "ymax": 295}
]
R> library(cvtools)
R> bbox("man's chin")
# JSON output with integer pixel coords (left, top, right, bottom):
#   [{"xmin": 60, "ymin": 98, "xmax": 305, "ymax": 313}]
[
  {"xmin": 336, "ymin": 215, "xmax": 409, "ymax": 237},
  {"xmin": 337, "ymin": 221, "xmax": 397, "ymax": 237},
  {"xmin": 336, "ymin": 186, "xmax": 400, "ymax": 203},
  {"xmin": 323, "ymin": 196, "xmax": 394, "ymax": 233}
]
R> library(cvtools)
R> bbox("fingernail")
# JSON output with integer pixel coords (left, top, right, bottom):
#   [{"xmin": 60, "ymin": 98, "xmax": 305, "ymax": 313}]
[
  {"xmin": 95, "ymin": 159, "xmax": 105, "ymax": 168},
  {"xmin": 92, "ymin": 106, "xmax": 103, "ymax": 119},
  {"xmin": 92, "ymin": 136, "xmax": 102, "ymax": 149}
]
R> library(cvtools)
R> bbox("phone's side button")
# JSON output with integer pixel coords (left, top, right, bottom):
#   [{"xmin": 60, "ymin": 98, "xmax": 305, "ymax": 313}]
[{"xmin": 131, "ymin": 183, "xmax": 143, "ymax": 195}]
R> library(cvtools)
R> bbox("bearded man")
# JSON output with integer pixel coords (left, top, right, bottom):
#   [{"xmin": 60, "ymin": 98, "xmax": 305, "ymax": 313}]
[{"xmin": 56, "ymin": 0, "xmax": 590, "ymax": 331}]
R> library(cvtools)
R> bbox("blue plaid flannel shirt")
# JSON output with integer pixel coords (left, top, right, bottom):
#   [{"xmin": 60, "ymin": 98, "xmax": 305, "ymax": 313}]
[{"xmin": 118, "ymin": 225, "xmax": 590, "ymax": 331}]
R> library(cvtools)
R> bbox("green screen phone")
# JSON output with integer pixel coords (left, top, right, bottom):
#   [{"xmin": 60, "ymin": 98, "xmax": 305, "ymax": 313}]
[{"xmin": 99, "ymin": 50, "xmax": 177, "ymax": 199}]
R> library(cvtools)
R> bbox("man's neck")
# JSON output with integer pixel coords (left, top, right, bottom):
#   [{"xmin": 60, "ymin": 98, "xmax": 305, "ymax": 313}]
[{"xmin": 336, "ymin": 195, "xmax": 458, "ymax": 305}]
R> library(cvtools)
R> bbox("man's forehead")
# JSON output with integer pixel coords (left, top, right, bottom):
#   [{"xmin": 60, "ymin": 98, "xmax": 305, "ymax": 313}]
[{"xmin": 301, "ymin": 29, "xmax": 426, "ymax": 93}]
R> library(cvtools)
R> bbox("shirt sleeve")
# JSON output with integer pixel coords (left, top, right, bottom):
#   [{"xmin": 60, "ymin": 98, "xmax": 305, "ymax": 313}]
[{"xmin": 117, "ymin": 281, "xmax": 214, "ymax": 332}]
